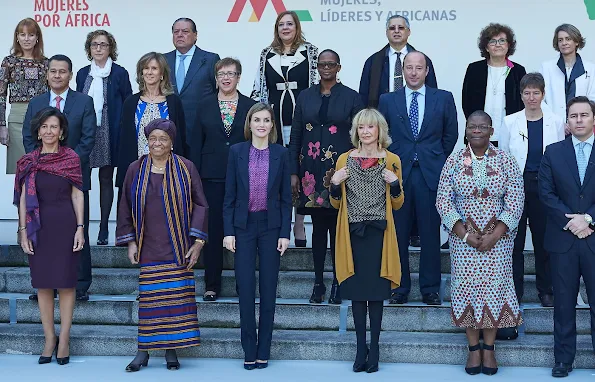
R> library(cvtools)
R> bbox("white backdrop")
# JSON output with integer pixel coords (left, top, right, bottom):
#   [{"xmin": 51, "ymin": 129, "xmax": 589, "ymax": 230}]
[{"xmin": 0, "ymin": 0, "xmax": 593, "ymax": 224}]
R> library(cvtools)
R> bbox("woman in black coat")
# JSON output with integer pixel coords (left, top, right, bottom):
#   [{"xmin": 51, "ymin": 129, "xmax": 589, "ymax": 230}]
[
  {"xmin": 116, "ymin": 52, "xmax": 188, "ymax": 192},
  {"xmin": 462, "ymin": 23, "xmax": 526, "ymax": 146}
]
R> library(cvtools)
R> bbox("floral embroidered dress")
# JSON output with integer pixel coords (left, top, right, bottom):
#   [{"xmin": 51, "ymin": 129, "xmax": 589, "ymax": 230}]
[
  {"xmin": 289, "ymin": 83, "xmax": 363, "ymax": 213},
  {"xmin": 436, "ymin": 144, "xmax": 524, "ymax": 329}
]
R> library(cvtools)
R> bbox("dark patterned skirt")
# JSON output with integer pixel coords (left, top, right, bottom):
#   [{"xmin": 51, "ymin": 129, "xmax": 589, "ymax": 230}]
[{"xmin": 138, "ymin": 262, "xmax": 200, "ymax": 351}]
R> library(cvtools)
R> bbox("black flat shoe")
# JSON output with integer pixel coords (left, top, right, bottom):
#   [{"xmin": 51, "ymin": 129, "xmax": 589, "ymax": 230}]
[
  {"xmin": 38, "ymin": 337, "xmax": 58, "ymax": 364},
  {"xmin": 244, "ymin": 362, "xmax": 257, "ymax": 370},
  {"xmin": 388, "ymin": 292, "xmax": 408, "ymax": 304},
  {"xmin": 97, "ymin": 230, "xmax": 108, "ymax": 246},
  {"xmin": 76, "ymin": 291, "xmax": 89, "ymax": 301},
  {"xmin": 552, "ymin": 362, "xmax": 573, "ymax": 377},
  {"xmin": 465, "ymin": 343, "xmax": 481, "ymax": 375},
  {"xmin": 409, "ymin": 235, "xmax": 421, "ymax": 248},
  {"xmin": 256, "ymin": 360, "xmax": 268, "ymax": 369},
  {"xmin": 97, "ymin": 238, "xmax": 108, "ymax": 245},
  {"xmin": 125, "ymin": 354, "xmax": 150, "ymax": 372},
  {"xmin": 481, "ymin": 343, "xmax": 498, "ymax": 375},
  {"xmin": 167, "ymin": 360, "xmax": 180, "ymax": 370},
  {"xmin": 166, "ymin": 350, "xmax": 180, "ymax": 370},
  {"xmin": 328, "ymin": 282, "xmax": 342, "ymax": 304},
  {"xmin": 422, "ymin": 292, "xmax": 441, "ymax": 305},
  {"xmin": 203, "ymin": 292, "xmax": 217, "ymax": 302},
  {"xmin": 57, "ymin": 356, "xmax": 70, "ymax": 365},
  {"xmin": 309, "ymin": 283, "xmax": 326, "ymax": 304},
  {"xmin": 366, "ymin": 364, "xmax": 379, "ymax": 373}
]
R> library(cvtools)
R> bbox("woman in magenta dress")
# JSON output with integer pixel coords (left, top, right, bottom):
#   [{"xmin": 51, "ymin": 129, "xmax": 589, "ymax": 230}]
[{"xmin": 14, "ymin": 107, "xmax": 85, "ymax": 365}]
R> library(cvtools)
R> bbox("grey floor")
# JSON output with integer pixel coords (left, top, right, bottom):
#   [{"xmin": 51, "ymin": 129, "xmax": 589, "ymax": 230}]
[{"xmin": 1, "ymin": 355, "xmax": 593, "ymax": 381}]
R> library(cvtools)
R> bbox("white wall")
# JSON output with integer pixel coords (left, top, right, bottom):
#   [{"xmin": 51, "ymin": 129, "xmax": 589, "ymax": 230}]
[{"xmin": 0, "ymin": 0, "xmax": 593, "ymax": 227}]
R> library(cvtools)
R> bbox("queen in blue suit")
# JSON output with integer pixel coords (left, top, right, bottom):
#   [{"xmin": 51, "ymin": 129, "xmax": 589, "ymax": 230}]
[{"xmin": 223, "ymin": 103, "xmax": 292, "ymax": 370}]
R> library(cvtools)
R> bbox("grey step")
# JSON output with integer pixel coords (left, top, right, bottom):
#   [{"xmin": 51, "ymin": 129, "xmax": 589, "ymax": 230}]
[
  {"xmin": 1, "ymin": 323, "xmax": 594, "ymax": 368},
  {"xmin": 0, "ymin": 245, "xmax": 540, "ymax": 274},
  {"xmin": 0, "ymin": 267, "xmax": 581, "ymax": 304},
  {"xmin": 522, "ymin": 306, "xmax": 593, "ymax": 334}
]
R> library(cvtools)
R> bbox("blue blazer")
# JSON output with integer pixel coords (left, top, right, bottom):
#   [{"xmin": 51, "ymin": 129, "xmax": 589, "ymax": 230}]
[
  {"xmin": 165, "ymin": 46, "xmax": 220, "ymax": 143},
  {"xmin": 378, "ymin": 87, "xmax": 458, "ymax": 191},
  {"xmin": 75, "ymin": 63, "xmax": 133, "ymax": 161},
  {"xmin": 538, "ymin": 137, "xmax": 595, "ymax": 253},
  {"xmin": 23, "ymin": 89, "xmax": 97, "ymax": 191},
  {"xmin": 223, "ymin": 141, "xmax": 292, "ymax": 239}
]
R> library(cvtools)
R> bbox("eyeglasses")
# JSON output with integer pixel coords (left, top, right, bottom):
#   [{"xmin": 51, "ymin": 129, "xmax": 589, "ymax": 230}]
[
  {"xmin": 388, "ymin": 25, "xmax": 407, "ymax": 31},
  {"xmin": 91, "ymin": 42, "xmax": 110, "ymax": 49},
  {"xmin": 465, "ymin": 125, "xmax": 492, "ymax": 132},
  {"xmin": 317, "ymin": 62, "xmax": 339, "ymax": 69},
  {"xmin": 216, "ymin": 71, "xmax": 239, "ymax": 79},
  {"xmin": 148, "ymin": 136, "xmax": 171, "ymax": 144},
  {"xmin": 488, "ymin": 38, "xmax": 508, "ymax": 46}
]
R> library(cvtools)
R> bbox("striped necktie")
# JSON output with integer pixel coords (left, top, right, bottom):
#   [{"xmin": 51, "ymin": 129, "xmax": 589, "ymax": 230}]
[{"xmin": 577, "ymin": 141, "xmax": 587, "ymax": 185}]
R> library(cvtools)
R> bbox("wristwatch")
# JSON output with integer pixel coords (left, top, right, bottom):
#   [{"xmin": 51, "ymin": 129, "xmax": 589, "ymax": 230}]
[
  {"xmin": 195, "ymin": 238, "xmax": 206, "ymax": 246},
  {"xmin": 585, "ymin": 214, "xmax": 593, "ymax": 226}
]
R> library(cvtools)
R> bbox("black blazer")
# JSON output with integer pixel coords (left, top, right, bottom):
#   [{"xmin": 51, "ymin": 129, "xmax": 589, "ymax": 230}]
[
  {"xmin": 539, "ymin": 137, "xmax": 595, "ymax": 254},
  {"xmin": 76, "ymin": 63, "xmax": 133, "ymax": 161},
  {"xmin": 191, "ymin": 93, "xmax": 256, "ymax": 180},
  {"xmin": 462, "ymin": 59, "xmax": 526, "ymax": 119},
  {"xmin": 115, "ymin": 92, "xmax": 188, "ymax": 187},
  {"xmin": 22, "ymin": 89, "xmax": 97, "ymax": 191},
  {"xmin": 223, "ymin": 141, "xmax": 292, "ymax": 238}
]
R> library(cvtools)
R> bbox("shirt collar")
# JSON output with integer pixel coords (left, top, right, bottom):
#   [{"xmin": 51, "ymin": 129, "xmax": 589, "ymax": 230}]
[
  {"xmin": 177, "ymin": 45, "xmax": 196, "ymax": 59},
  {"xmin": 572, "ymin": 133, "xmax": 595, "ymax": 147},
  {"xmin": 50, "ymin": 88, "xmax": 69, "ymax": 101},
  {"xmin": 389, "ymin": 45, "xmax": 408, "ymax": 56},
  {"xmin": 405, "ymin": 85, "xmax": 426, "ymax": 97}
]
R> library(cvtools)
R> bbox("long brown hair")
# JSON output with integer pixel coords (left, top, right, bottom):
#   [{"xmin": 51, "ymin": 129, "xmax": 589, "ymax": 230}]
[
  {"xmin": 136, "ymin": 52, "xmax": 173, "ymax": 96},
  {"xmin": 270, "ymin": 11, "xmax": 306, "ymax": 54},
  {"xmin": 11, "ymin": 18, "xmax": 44, "ymax": 60}
]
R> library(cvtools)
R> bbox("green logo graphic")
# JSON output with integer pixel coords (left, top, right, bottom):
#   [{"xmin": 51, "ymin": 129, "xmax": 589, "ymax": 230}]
[{"xmin": 586, "ymin": 0, "xmax": 595, "ymax": 20}]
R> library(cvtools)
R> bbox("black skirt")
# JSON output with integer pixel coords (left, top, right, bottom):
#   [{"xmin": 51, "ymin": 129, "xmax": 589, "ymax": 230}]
[{"xmin": 339, "ymin": 220, "xmax": 390, "ymax": 301}]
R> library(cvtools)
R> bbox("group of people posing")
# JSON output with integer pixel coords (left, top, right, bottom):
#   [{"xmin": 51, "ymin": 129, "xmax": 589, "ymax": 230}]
[{"xmin": 3, "ymin": 11, "xmax": 595, "ymax": 379}]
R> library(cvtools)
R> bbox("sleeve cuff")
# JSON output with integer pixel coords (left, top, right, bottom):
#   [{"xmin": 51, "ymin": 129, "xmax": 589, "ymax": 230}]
[
  {"xmin": 498, "ymin": 211, "xmax": 519, "ymax": 232},
  {"xmin": 115, "ymin": 233, "xmax": 135, "ymax": 246},
  {"xmin": 190, "ymin": 228, "xmax": 208, "ymax": 242},
  {"xmin": 389, "ymin": 179, "xmax": 401, "ymax": 198},
  {"xmin": 442, "ymin": 211, "xmax": 462, "ymax": 232},
  {"xmin": 330, "ymin": 183, "xmax": 342, "ymax": 199}
]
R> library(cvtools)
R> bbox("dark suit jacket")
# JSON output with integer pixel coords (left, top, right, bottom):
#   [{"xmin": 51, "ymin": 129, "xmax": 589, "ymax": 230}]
[
  {"xmin": 115, "ymin": 92, "xmax": 188, "ymax": 188},
  {"xmin": 23, "ymin": 89, "xmax": 97, "ymax": 191},
  {"xmin": 538, "ymin": 137, "xmax": 595, "ymax": 253},
  {"xmin": 223, "ymin": 141, "xmax": 292, "ymax": 239},
  {"xmin": 191, "ymin": 93, "xmax": 256, "ymax": 180},
  {"xmin": 76, "ymin": 63, "xmax": 133, "ymax": 161},
  {"xmin": 462, "ymin": 59, "xmax": 526, "ymax": 119},
  {"xmin": 378, "ymin": 87, "xmax": 458, "ymax": 191},
  {"xmin": 165, "ymin": 46, "xmax": 220, "ymax": 143},
  {"xmin": 359, "ymin": 43, "xmax": 438, "ymax": 107}
]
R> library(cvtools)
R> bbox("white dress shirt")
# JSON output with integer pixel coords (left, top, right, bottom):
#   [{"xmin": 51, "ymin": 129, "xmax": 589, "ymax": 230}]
[
  {"xmin": 50, "ymin": 89, "xmax": 69, "ymax": 112},
  {"xmin": 388, "ymin": 45, "xmax": 408, "ymax": 91},
  {"xmin": 484, "ymin": 65, "xmax": 507, "ymax": 142},
  {"xmin": 176, "ymin": 44, "xmax": 196, "ymax": 77},
  {"xmin": 405, "ymin": 84, "xmax": 426, "ymax": 131}
]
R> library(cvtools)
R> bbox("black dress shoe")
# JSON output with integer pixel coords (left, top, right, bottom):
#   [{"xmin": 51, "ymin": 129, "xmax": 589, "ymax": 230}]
[
  {"xmin": 203, "ymin": 292, "xmax": 217, "ymax": 302},
  {"xmin": 38, "ymin": 337, "xmax": 59, "ymax": 364},
  {"xmin": 328, "ymin": 282, "xmax": 342, "ymax": 304},
  {"xmin": 125, "ymin": 354, "xmax": 150, "ymax": 372},
  {"xmin": 540, "ymin": 294, "xmax": 554, "ymax": 307},
  {"xmin": 244, "ymin": 362, "xmax": 257, "ymax": 370},
  {"xmin": 366, "ymin": 364, "xmax": 379, "ymax": 373},
  {"xmin": 464, "ymin": 343, "xmax": 481, "ymax": 375},
  {"xmin": 166, "ymin": 360, "xmax": 180, "ymax": 370},
  {"xmin": 409, "ymin": 236, "xmax": 421, "ymax": 248},
  {"xmin": 309, "ymin": 283, "xmax": 326, "ymax": 304},
  {"xmin": 97, "ymin": 230, "xmax": 108, "ymax": 246},
  {"xmin": 76, "ymin": 291, "xmax": 89, "ymax": 301},
  {"xmin": 422, "ymin": 293, "xmax": 441, "ymax": 305},
  {"xmin": 388, "ymin": 292, "xmax": 408, "ymax": 304},
  {"xmin": 256, "ymin": 361, "xmax": 268, "ymax": 369},
  {"xmin": 552, "ymin": 362, "xmax": 573, "ymax": 377}
]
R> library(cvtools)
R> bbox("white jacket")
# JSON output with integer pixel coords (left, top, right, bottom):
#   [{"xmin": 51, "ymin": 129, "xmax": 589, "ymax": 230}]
[
  {"xmin": 500, "ymin": 109, "xmax": 565, "ymax": 172},
  {"xmin": 541, "ymin": 56, "xmax": 595, "ymax": 120}
]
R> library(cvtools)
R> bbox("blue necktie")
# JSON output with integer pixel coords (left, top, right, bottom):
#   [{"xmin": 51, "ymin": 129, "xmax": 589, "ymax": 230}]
[
  {"xmin": 410, "ymin": 91, "xmax": 419, "ymax": 160},
  {"xmin": 176, "ymin": 55, "xmax": 187, "ymax": 91},
  {"xmin": 577, "ymin": 141, "xmax": 587, "ymax": 185}
]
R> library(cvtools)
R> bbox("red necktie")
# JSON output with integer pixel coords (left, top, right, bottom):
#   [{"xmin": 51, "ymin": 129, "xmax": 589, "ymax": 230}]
[{"xmin": 55, "ymin": 96, "xmax": 63, "ymax": 111}]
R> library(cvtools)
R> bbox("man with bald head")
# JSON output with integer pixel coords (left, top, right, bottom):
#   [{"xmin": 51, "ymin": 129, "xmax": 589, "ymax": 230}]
[{"xmin": 379, "ymin": 51, "xmax": 458, "ymax": 305}]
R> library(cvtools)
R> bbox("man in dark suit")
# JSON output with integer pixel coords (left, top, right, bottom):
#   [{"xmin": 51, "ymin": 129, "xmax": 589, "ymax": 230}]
[
  {"xmin": 538, "ymin": 96, "xmax": 595, "ymax": 378},
  {"xmin": 359, "ymin": 15, "xmax": 437, "ymax": 108},
  {"xmin": 165, "ymin": 17, "xmax": 220, "ymax": 144},
  {"xmin": 23, "ymin": 54, "xmax": 97, "ymax": 301},
  {"xmin": 378, "ymin": 51, "xmax": 458, "ymax": 305}
]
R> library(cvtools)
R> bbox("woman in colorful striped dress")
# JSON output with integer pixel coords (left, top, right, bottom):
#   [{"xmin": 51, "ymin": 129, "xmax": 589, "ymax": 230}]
[{"xmin": 116, "ymin": 118, "xmax": 208, "ymax": 372}]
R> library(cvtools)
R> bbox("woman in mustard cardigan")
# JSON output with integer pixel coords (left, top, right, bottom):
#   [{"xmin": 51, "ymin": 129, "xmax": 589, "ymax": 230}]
[{"xmin": 329, "ymin": 108, "xmax": 404, "ymax": 373}]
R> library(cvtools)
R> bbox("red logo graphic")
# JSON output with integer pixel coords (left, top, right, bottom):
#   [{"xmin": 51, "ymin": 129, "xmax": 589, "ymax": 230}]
[{"xmin": 228, "ymin": 0, "xmax": 287, "ymax": 22}]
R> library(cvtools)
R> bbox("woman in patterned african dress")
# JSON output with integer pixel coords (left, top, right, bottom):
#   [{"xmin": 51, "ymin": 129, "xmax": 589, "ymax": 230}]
[{"xmin": 436, "ymin": 110, "xmax": 524, "ymax": 376}]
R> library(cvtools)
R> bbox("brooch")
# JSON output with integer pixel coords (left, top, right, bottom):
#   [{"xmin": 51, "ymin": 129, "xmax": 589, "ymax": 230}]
[{"xmin": 306, "ymin": 123, "xmax": 313, "ymax": 132}]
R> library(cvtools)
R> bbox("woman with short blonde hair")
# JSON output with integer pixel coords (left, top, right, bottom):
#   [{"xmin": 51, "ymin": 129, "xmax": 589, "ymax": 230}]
[{"xmin": 350, "ymin": 108, "xmax": 392, "ymax": 149}]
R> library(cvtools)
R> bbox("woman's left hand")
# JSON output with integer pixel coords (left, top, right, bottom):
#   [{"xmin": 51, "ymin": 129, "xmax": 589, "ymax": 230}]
[
  {"xmin": 477, "ymin": 232, "xmax": 500, "ymax": 252},
  {"xmin": 185, "ymin": 241, "xmax": 203, "ymax": 270},
  {"xmin": 382, "ymin": 169, "xmax": 398, "ymax": 184},
  {"xmin": 277, "ymin": 238, "xmax": 290, "ymax": 256},
  {"xmin": 73, "ymin": 228, "xmax": 85, "ymax": 252}
]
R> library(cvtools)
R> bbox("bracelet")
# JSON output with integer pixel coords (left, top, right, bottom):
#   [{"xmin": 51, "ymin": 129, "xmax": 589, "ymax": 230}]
[
  {"xmin": 462, "ymin": 232, "xmax": 470, "ymax": 243},
  {"xmin": 17, "ymin": 226, "xmax": 26, "ymax": 232},
  {"xmin": 76, "ymin": 224, "xmax": 84, "ymax": 229}
]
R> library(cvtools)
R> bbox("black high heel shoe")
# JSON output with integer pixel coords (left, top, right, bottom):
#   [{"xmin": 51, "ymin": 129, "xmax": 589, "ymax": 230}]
[
  {"xmin": 38, "ymin": 336, "xmax": 58, "ymax": 364},
  {"xmin": 328, "ymin": 282, "xmax": 342, "ymax": 304},
  {"xmin": 309, "ymin": 283, "xmax": 326, "ymax": 304},
  {"xmin": 97, "ymin": 229, "xmax": 108, "ymax": 246},
  {"xmin": 352, "ymin": 347, "xmax": 368, "ymax": 373},
  {"xmin": 57, "ymin": 356, "xmax": 70, "ymax": 365},
  {"xmin": 465, "ymin": 344, "xmax": 482, "ymax": 375},
  {"xmin": 481, "ymin": 343, "xmax": 498, "ymax": 375},
  {"xmin": 166, "ymin": 350, "xmax": 180, "ymax": 370},
  {"xmin": 125, "ymin": 353, "xmax": 150, "ymax": 372}
]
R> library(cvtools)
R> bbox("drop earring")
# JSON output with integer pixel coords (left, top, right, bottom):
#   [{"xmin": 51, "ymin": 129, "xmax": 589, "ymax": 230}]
[{"xmin": 59, "ymin": 135, "xmax": 64, "ymax": 141}]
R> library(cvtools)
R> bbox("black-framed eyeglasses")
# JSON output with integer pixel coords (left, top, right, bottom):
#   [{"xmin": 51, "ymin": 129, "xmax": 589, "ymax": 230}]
[
  {"xmin": 216, "ymin": 71, "xmax": 239, "ymax": 79},
  {"xmin": 317, "ymin": 62, "xmax": 339, "ymax": 69},
  {"xmin": 388, "ymin": 25, "xmax": 407, "ymax": 31},
  {"xmin": 488, "ymin": 38, "xmax": 507, "ymax": 46},
  {"xmin": 91, "ymin": 42, "xmax": 110, "ymax": 49},
  {"xmin": 465, "ymin": 125, "xmax": 492, "ymax": 132}
]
